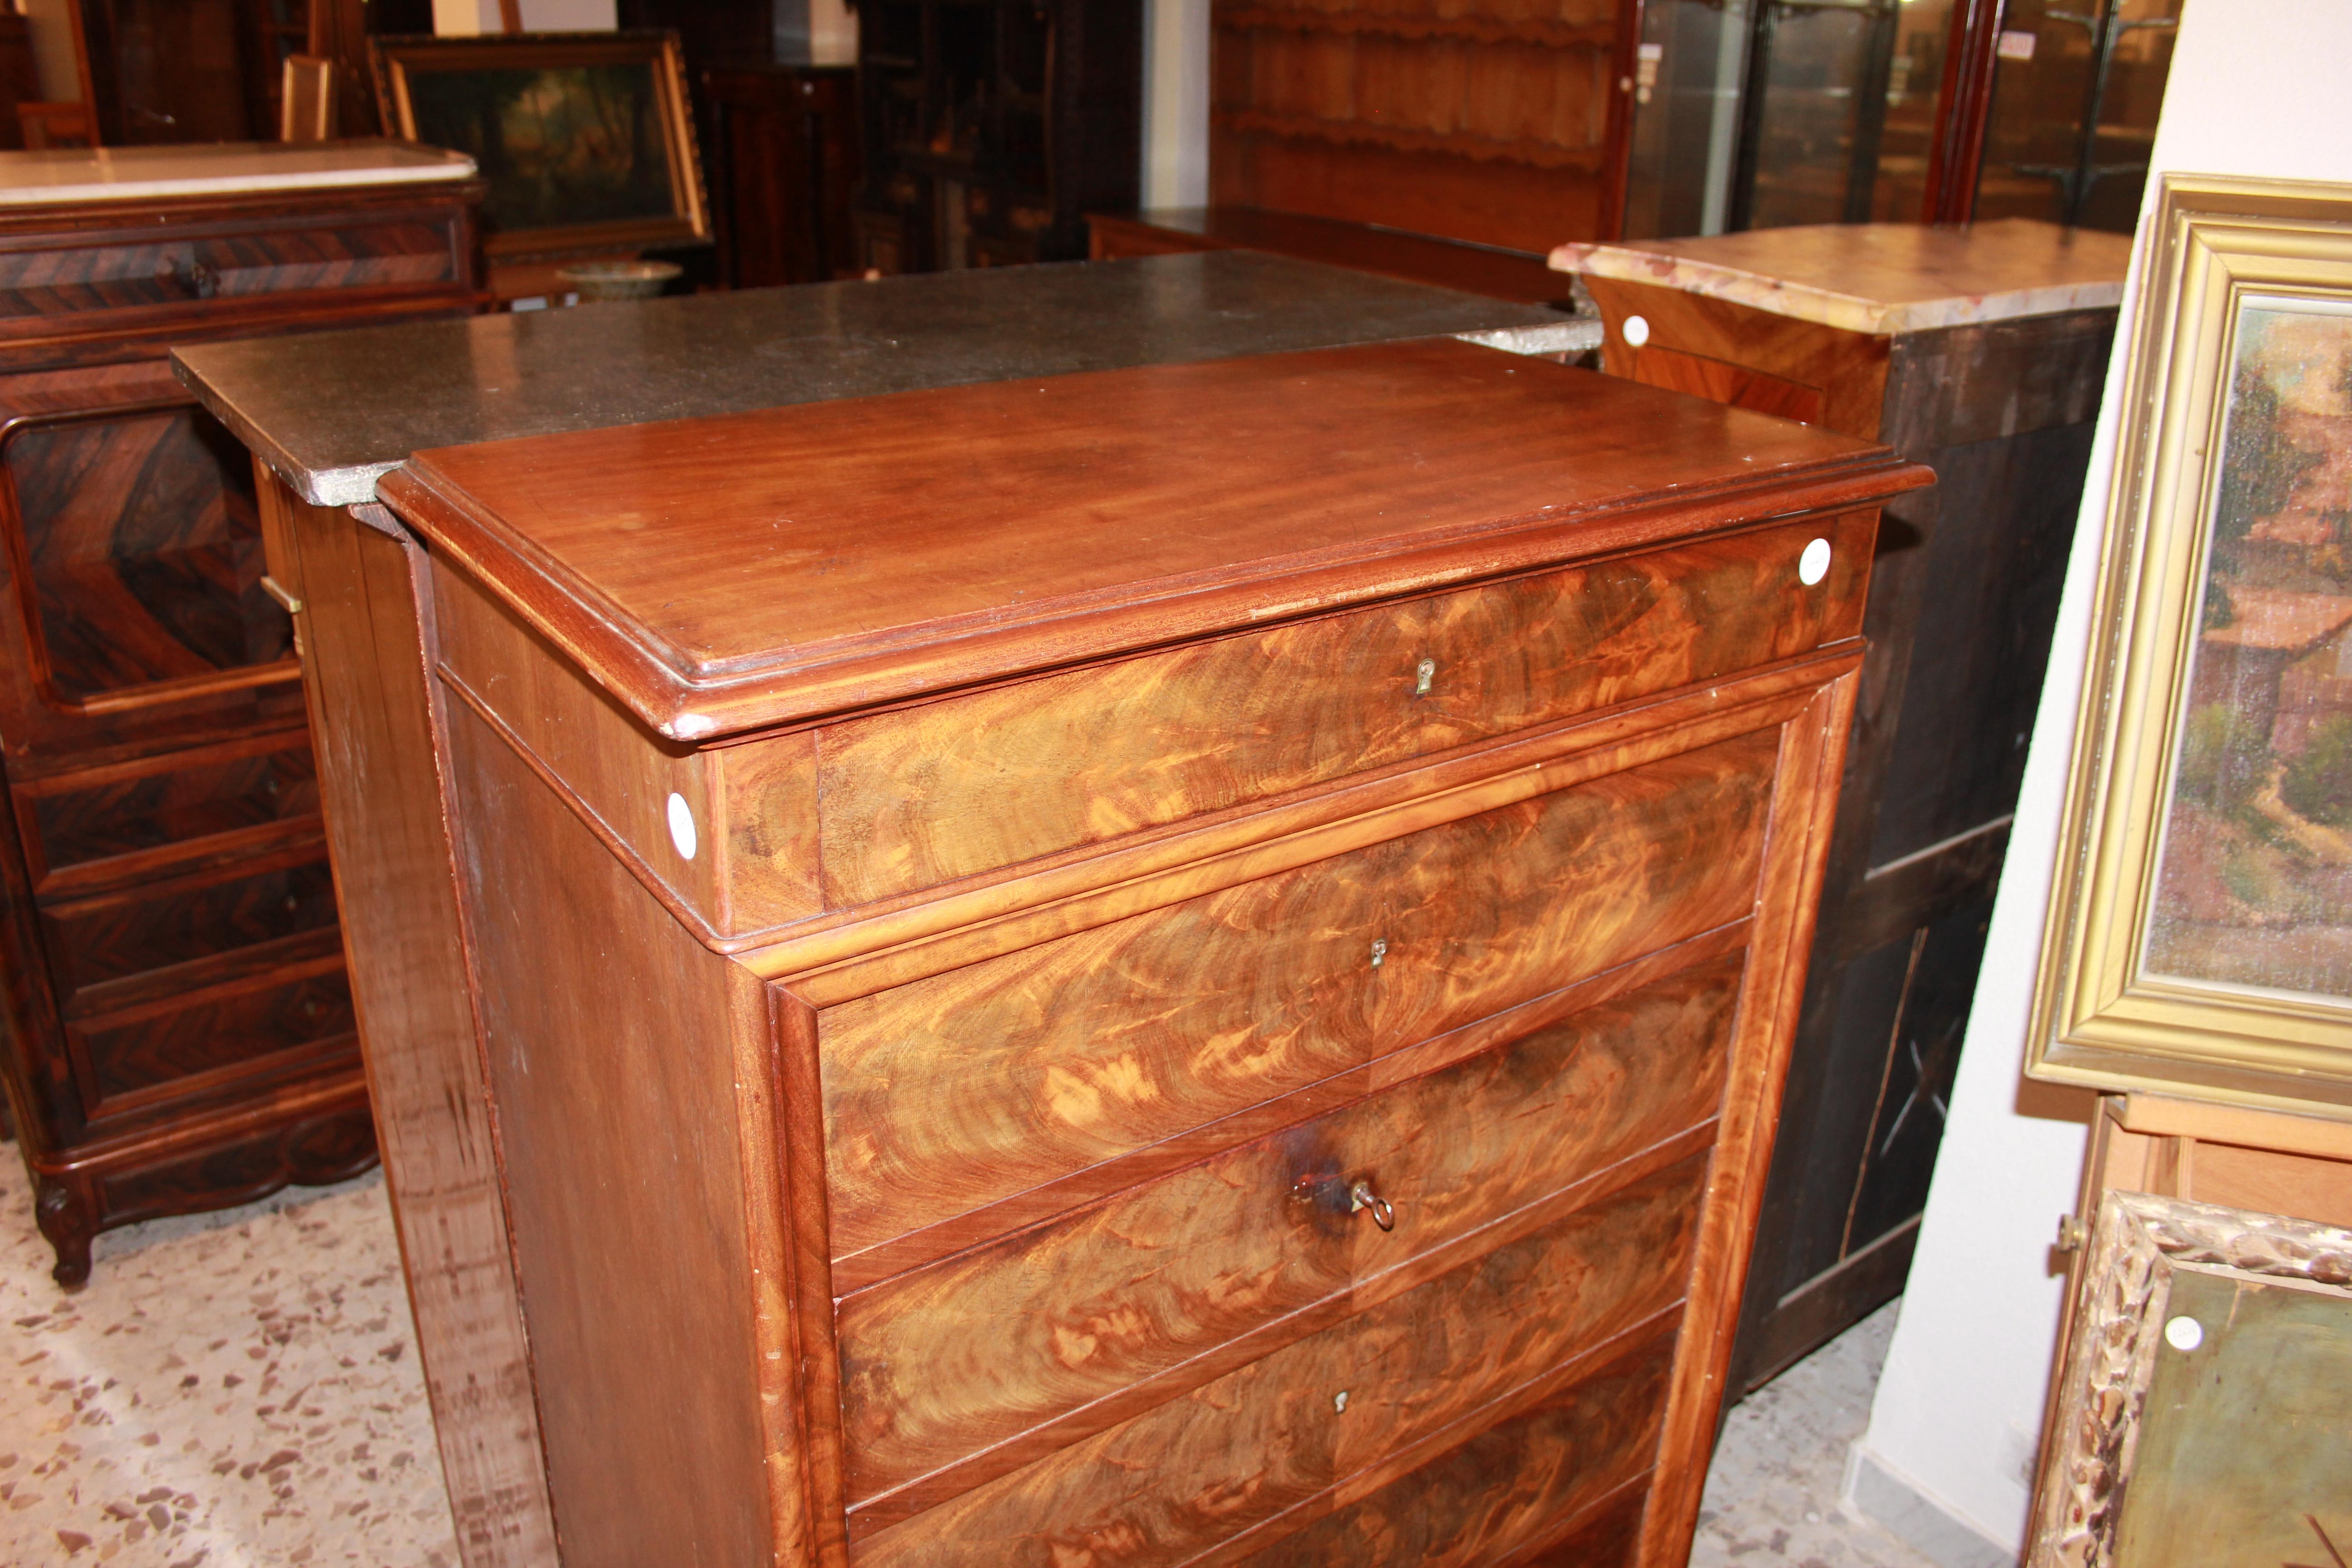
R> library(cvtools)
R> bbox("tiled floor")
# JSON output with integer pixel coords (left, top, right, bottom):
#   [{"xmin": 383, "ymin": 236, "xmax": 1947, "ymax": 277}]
[{"xmin": 1, "ymin": 1153, "xmax": 1935, "ymax": 1568}]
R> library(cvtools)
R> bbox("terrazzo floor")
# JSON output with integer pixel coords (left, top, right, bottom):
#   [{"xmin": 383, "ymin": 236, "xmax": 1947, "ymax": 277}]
[{"xmin": 0, "ymin": 1150, "xmax": 1940, "ymax": 1568}]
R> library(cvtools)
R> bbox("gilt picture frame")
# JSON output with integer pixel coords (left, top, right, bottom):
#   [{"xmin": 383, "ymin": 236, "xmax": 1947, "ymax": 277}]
[
  {"xmin": 2027, "ymin": 1190, "xmax": 2352, "ymax": 1568},
  {"xmin": 369, "ymin": 30, "xmax": 709, "ymax": 262},
  {"xmin": 2029, "ymin": 174, "xmax": 2352, "ymax": 1115}
]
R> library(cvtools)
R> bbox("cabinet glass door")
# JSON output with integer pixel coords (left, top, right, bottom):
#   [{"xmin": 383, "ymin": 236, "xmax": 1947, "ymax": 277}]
[
  {"xmin": 1972, "ymin": 0, "xmax": 2180, "ymax": 232},
  {"xmin": 1623, "ymin": 0, "xmax": 1956, "ymax": 239}
]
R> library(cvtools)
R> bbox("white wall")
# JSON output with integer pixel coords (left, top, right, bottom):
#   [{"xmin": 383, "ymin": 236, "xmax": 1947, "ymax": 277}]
[
  {"xmin": 1852, "ymin": 4, "xmax": 2352, "ymax": 1562},
  {"xmin": 433, "ymin": 0, "xmax": 617, "ymax": 35},
  {"xmin": 1142, "ymin": 0, "xmax": 1209, "ymax": 208}
]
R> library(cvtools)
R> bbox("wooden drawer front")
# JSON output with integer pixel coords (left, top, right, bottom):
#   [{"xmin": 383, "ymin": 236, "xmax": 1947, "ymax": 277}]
[
  {"xmin": 68, "ymin": 932, "xmax": 352, "ymax": 1113},
  {"xmin": 832, "ymin": 953, "xmax": 1740, "ymax": 1509},
  {"xmin": 0, "ymin": 220, "xmax": 461, "ymax": 320},
  {"xmin": 1627, "ymin": 343, "xmax": 1826, "ymax": 427},
  {"xmin": 42, "ymin": 852, "xmax": 338, "ymax": 996},
  {"xmin": 821, "ymin": 730, "xmax": 1775, "ymax": 1266},
  {"xmin": 20, "ymin": 732, "xmax": 319, "ymax": 888},
  {"xmin": 853, "ymin": 1153, "xmax": 1703, "ymax": 1567},
  {"xmin": 1241, "ymin": 1326, "xmax": 1671, "ymax": 1568},
  {"xmin": 816, "ymin": 513, "xmax": 1867, "ymax": 905}
]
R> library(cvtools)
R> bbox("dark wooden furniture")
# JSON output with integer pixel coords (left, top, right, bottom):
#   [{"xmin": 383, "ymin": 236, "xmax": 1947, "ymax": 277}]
[
  {"xmin": 173, "ymin": 252, "xmax": 1575, "ymax": 1566},
  {"xmin": 703, "ymin": 60, "xmax": 859, "ymax": 288},
  {"xmin": 853, "ymin": 0, "xmax": 1141, "ymax": 274},
  {"xmin": 1211, "ymin": 0, "xmax": 1637, "ymax": 250},
  {"xmin": 0, "ymin": 143, "xmax": 481, "ymax": 1286},
  {"xmin": 74, "ymin": 0, "xmax": 310, "ymax": 146},
  {"xmin": 272, "ymin": 331, "xmax": 1921, "ymax": 1561},
  {"xmin": 1089, "ymin": 207, "xmax": 1578, "ymax": 306},
  {"xmin": 1555, "ymin": 218, "xmax": 2131, "ymax": 1393},
  {"xmin": 0, "ymin": 14, "xmax": 40, "ymax": 152}
]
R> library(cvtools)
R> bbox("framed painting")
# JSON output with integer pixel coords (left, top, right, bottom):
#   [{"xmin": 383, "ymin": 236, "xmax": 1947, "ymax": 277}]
[
  {"xmin": 369, "ymin": 30, "xmax": 708, "ymax": 261},
  {"xmin": 2030, "ymin": 175, "xmax": 2352, "ymax": 1115},
  {"xmin": 2028, "ymin": 1190, "xmax": 2352, "ymax": 1568}
]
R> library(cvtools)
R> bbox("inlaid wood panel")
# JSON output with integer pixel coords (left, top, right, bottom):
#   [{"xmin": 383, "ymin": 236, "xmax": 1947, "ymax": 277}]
[
  {"xmin": 67, "ymin": 928, "xmax": 352, "ymax": 1109},
  {"xmin": 0, "ymin": 218, "xmax": 464, "ymax": 320},
  {"xmin": 821, "ymin": 731, "xmax": 1776, "ymax": 1264},
  {"xmin": 40, "ymin": 848, "xmax": 336, "ymax": 994},
  {"xmin": 17, "ymin": 727, "xmax": 318, "ymax": 883},
  {"xmin": 4, "ymin": 401, "xmax": 287, "ymax": 706},
  {"xmin": 832, "ymin": 954, "xmax": 1742, "ymax": 1508},
  {"xmin": 817, "ymin": 513, "xmax": 1871, "ymax": 906},
  {"xmin": 1240, "ymin": 1324, "xmax": 1673, "ymax": 1567},
  {"xmin": 854, "ymin": 1154, "xmax": 1705, "ymax": 1568}
]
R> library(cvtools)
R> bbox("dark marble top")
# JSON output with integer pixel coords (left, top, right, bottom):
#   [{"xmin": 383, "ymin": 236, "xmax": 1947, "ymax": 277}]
[{"xmin": 172, "ymin": 251, "xmax": 1570, "ymax": 506}]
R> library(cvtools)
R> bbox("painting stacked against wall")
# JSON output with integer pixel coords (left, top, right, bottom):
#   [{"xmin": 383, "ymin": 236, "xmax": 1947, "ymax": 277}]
[{"xmin": 2149, "ymin": 298, "xmax": 2352, "ymax": 1001}]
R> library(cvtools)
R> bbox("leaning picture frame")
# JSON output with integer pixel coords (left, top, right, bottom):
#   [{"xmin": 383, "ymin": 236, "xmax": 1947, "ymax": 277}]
[
  {"xmin": 368, "ymin": 29, "xmax": 709, "ymax": 262},
  {"xmin": 2027, "ymin": 1190, "xmax": 2352, "ymax": 1568},
  {"xmin": 2029, "ymin": 174, "xmax": 2352, "ymax": 1115}
]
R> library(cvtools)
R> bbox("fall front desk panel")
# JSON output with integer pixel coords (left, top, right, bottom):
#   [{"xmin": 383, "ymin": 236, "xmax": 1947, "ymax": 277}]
[{"xmin": 271, "ymin": 337, "xmax": 1926, "ymax": 1567}]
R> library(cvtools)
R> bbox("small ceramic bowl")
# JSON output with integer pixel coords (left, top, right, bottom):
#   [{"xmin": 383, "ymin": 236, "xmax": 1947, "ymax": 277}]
[{"xmin": 556, "ymin": 259, "xmax": 685, "ymax": 302}]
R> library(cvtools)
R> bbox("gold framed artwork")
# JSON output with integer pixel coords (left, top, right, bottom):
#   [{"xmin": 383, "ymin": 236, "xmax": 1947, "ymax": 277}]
[
  {"xmin": 2030, "ymin": 174, "xmax": 2352, "ymax": 1115},
  {"xmin": 2028, "ymin": 1190, "xmax": 2352, "ymax": 1568},
  {"xmin": 369, "ymin": 30, "xmax": 709, "ymax": 262}
]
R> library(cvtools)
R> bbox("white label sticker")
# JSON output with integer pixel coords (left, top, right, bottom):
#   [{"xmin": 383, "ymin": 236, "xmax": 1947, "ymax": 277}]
[
  {"xmin": 2164, "ymin": 1315, "xmax": 2204, "ymax": 1352},
  {"xmin": 666, "ymin": 791, "xmax": 699, "ymax": 861},
  {"xmin": 1799, "ymin": 537, "xmax": 1833, "ymax": 586},
  {"xmin": 1622, "ymin": 314, "xmax": 1651, "ymax": 348},
  {"xmin": 1996, "ymin": 29, "xmax": 2037, "ymax": 59}
]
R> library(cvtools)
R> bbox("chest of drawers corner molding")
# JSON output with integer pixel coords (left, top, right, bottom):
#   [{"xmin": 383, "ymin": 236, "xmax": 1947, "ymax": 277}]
[
  {"xmin": 260, "ymin": 340, "xmax": 1929, "ymax": 1568},
  {"xmin": 0, "ymin": 157, "xmax": 485, "ymax": 1286}
]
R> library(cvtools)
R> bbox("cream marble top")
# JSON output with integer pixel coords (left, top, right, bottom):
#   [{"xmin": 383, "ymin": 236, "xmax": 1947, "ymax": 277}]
[
  {"xmin": 0, "ymin": 140, "xmax": 476, "ymax": 206},
  {"xmin": 1549, "ymin": 219, "xmax": 2134, "ymax": 335}
]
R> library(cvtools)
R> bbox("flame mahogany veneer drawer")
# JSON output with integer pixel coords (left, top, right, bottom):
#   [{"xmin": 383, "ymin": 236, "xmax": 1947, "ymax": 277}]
[
  {"xmin": 819, "ymin": 731, "xmax": 1775, "ymax": 1278},
  {"xmin": 855, "ymin": 1155, "xmax": 1705, "ymax": 1567},
  {"xmin": 833, "ymin": 954, "xmax": 1740, "ymax": 1522},
  {"xmin": 429, "ymin": 510, "xmax": 1872, "ymax": 942}
]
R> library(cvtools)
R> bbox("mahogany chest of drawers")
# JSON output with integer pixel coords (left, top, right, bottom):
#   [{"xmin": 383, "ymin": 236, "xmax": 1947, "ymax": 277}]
[
  {"xmin": 293, "ymin": 337, "xmax": 1922, "ymax": 1564},
  {"xmin": 0, "ymin": 146, "xmax": 482, "ymax": 1283}
]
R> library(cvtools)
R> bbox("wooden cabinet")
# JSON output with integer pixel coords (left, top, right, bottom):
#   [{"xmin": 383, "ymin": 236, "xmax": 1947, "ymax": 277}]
[
  {"xmin": 853, "ymin": 0, "xmax": 1141, "ymax": 273},
  {"xmin": 0, "ymin": 151, "xmax": 481, "ymax": 1284},
  {"xmin": 703, "ymin": 61, "xmax": 860, "ymax": 288},
  {"xmin": 1554, "ymin": 218, "xmax": 2133, "ymax": 1393},
  {"xmin": 264, "ymin": 336, "xmax": 1925, "ymax": 1563}
]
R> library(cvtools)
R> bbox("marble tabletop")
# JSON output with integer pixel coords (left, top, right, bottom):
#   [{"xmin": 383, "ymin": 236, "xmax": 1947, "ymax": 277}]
[
  {"xmin": 1548, "ymin": 219, "xmax": 2135, "ymax": 335},
  {"xmin": 0, "ymin": 140, "xmax": 477, "ymax": 207},
  {"xmin": 173, "ymin": 251, "xmax": 1572, "ymax": 507}
]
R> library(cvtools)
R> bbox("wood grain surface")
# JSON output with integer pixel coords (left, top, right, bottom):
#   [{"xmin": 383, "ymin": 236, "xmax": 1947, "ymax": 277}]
[
  {"xmin": 821, "ymin": 731, "xmax": 1774, "ymax": 1264},
  {"xmin": 446, "ymin": 695, "xmax": 791, "ymax": 1568},
  {"xmin": 1233, "ymin": 1322, "xmax": 1675, "ymax": 1567},
  {"xmin": 262, "ymin": 480, "xmax": 558, "ymax": 1567},
  {"xmin": 833, "ymin": 954, "xmax": 1742, "ymax": 1509},
  {"xmin": 854, "ymin": 1154, "xmax": 1705, "ymax": 1568},
  {"xmin": 816, "ymin": 513, "xmax": 1870, "ymax": 905},
  {"xmin": 382, "ymin": 337, "xmax": 1925, "ymax": 740}
]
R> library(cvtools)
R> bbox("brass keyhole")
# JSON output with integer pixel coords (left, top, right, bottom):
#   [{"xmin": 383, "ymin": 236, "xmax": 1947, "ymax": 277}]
[
  {"xmin": 1369, "ymin": 937, "xmax": 1387, "ymax": 969},
  {"xmin": 1413, "ymin": 658, "xmax": 1436, "ymax": 696}
]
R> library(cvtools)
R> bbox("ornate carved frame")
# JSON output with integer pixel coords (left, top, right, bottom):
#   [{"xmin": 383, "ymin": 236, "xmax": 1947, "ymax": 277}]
[{"xmin": 2028, "ymin": 1189, "xmax": 2352, "ymax": 1568}]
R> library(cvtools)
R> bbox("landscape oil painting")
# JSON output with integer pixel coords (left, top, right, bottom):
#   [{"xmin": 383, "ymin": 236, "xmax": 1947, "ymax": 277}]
[
  {"xmin": 2106, "ymin": 1263, "xmax": 2352, "ymax": 1568},
  {"xmin": 405, "ymin": 62, "xmax": 676, "ymax": 233},
  {"xmin": 2146, "ymin": 295, "xmax": 2352, "ymax": 1002}
]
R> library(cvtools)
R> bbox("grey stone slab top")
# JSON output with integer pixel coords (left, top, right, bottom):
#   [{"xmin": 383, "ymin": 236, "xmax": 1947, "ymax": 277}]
[{"xmin": 171, "ymin": 251, "xmax": 1566, "ymax": 506}]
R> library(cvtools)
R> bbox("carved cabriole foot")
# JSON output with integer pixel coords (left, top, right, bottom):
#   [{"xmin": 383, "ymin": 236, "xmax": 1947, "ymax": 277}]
[{"xmin": 34, "ymin": 1173, "xmax": 97, "ymax": 1289}]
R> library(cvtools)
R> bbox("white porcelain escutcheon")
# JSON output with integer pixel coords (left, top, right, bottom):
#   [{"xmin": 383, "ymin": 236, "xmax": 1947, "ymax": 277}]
[
  {"xmin": 2164, "ymin": 1314, "xmax": 2203, "ymax": 1352},
  {"xmin": 1799, "ymin": 536, "xmax": 1833, "ymax": 586},
  {"xmin": 1622, "ymin": 314, "xmax": 1651, "ymax": 348},
  {"xmin": 666, "ymin": 791, "xmax": 699, "ymax": 861}
]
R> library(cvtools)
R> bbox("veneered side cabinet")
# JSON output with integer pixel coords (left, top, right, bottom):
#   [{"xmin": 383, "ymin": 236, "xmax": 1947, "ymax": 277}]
[
  {"xmin": 281, "ymin": 342, "xmax": 1929, "ymax": 1564},
  {"xmin": 0, "ymin": 169, "xmax": 483, "ymax": 1283}
]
